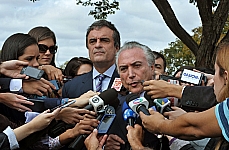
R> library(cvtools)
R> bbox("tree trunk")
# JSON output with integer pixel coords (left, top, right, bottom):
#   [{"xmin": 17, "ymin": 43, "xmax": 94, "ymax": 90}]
[{"xmin": 151, "ymin": 0, "xmax": 229, "ymax": 69}]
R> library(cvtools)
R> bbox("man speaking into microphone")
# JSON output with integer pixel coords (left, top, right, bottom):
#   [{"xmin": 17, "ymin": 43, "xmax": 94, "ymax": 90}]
[{"xmin": 115, "ymin": 41, "xmax": 170, "ymax": 150}]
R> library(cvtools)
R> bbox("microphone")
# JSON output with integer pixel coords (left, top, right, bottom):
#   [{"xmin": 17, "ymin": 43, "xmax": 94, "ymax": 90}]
[
  {"xmin": 154, "ymin": 98, "xmax": 173, "ymax": 113},
  {"xmin": 83, "ymin": 88, "xmax": 119, "ymax": 112},
  {"xmin": 68, "ymin": 88, "xmax": 119, "ymax": 150},
  {"xmin": 122, "ymin": 101, "xmax": 137, "ymax": 127},
  {"xmin": 143, "ymin": 92, "xmax": 173, "ymax": 114},
  {"xmin": 126, "ymin": 93, "xmax": 150, "ymax": 115}
]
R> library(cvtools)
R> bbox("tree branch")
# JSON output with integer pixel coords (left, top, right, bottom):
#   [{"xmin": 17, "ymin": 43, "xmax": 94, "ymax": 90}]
[{"xmin": 152, "ymin": 0, "xmax": 199, "ymax": 56}]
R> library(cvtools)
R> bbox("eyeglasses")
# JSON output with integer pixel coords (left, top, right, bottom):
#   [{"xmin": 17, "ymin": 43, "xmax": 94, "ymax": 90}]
[{"xmin": 38, "ymin": 44, "xmax": 58, "ymax": 54}]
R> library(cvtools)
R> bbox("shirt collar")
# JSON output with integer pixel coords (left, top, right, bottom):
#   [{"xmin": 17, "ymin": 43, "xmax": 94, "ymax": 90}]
[{"xmin": 93, "ymin": 64, "xmax": 116, "ymax": 79}]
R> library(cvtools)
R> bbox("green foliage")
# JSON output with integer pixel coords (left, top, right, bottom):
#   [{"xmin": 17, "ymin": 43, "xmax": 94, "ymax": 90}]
[
  {"xmin": 161, "ymin": 39, "xmax": 195, "ymax": 75},
  {"xmin": 76, "ymin": 0, "xmax": 120, "ymax": 19},
  {"xmin": 29, "ymin": 0, "xmax": 39, "ymax": 2},
  {"xmin": 59, "ymin": 60, "xmax": 69, "ymax": 70},
  {"xmin": 161, "ymin": 27, "xmax": 203, "ymax": 75}
]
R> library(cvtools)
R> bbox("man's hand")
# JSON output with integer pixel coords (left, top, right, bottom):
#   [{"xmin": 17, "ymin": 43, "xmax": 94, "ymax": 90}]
[
  {"xmin": 85, "ymin": 129, "xmax": 108, "ymax": 150},
  {"xmin": 72, "ymin": 117, "xmax": 99, "ymax": 136},
  {"xmin": 139, "ymin": 108, "xmax": 165, "ymax": 134},
  {"xmin": 104, "ymin": 134, "xmax": 125, "ymax": 150},
  {"xmin": 39, "ymin": 65, "xmax": 63, "ymax": 83},
  {"xmin": 143, "ymin": 80, "xmax": 183, "ymax": 99},
  {"xmin": 55, "ymin": 107, "xmax": 94, "ymax": 124},
  {"xmin": 163, "ymin": 106, "xmax": 187, "ymax": 120},
  {"xmin": 0, "ymin": 60, "xmax": 29, "ymax": 79},
  {"xmin": 22, "ymin": 78, "xmax": 56, "ymax": 96},
  {"xmin": 0, "ymin": 93, "xmax": 34, "ymax": 112},
  {"xmin": 28, "ymin": 108, "xmax": 60, "ymax": 132},
  {"xmin": 126, "ymin": 124, "xmax": 145, "ymax": 150},
  {"xmin": 70, "ymin": 90, "xmax": 98, "ymax": 108}
]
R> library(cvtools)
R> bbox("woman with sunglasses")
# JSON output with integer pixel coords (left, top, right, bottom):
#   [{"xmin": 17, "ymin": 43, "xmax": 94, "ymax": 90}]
[{"xmin": 28, "ymin": 26, "xmax": 63, "ymax": 84}]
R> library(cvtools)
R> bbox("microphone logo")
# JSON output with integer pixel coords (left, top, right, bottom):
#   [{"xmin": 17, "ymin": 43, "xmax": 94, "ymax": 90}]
[
  {"xmin": 92, "ymin": 97, "xmax": 100, "ymax": 103},
  {"xmin": 133, "ymin": 97, "xmax": 144, "ymax": 104}
]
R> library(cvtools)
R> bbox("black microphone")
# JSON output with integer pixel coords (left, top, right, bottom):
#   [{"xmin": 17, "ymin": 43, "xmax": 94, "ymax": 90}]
[
  {"xmin": 68, "ymin": 88, "xmax": 119, "ymax": 150},
  {"xmin": 83, "ymin": 88, "xmax": 119, "ymax": 112},
  {"xmin": 126, "ymin": 93, "xmax": 150, "ymax": 116}
]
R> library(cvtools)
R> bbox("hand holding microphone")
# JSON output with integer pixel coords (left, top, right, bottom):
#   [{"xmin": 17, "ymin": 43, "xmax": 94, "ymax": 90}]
[{"xmin": 68, "ymin": 88, "xmax": 119, "ymax": 149}]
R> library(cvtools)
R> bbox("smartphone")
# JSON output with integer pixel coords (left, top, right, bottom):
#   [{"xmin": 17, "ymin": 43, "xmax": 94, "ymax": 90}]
[
  {"xmin": 180, "ymin": 69, "xmax": 207, "ymax": 85},
  {"xmin": 50, "ymin": 100, "xmax": 76, "ymax": 112},
  {"xmin": 159, "ymin": 75, "xmax": 179, "ymax": 82},
  {"xmin": 50, "ymin": 80, "xmax": 60, "ymax": 91},
  {"xmin": 97, "ymin": 114, "xmax": 116, "ymax": 134},
  {"xmin": 25, "ymin": 98, "xmax": 45, "ymax": 112},
  {"xmin": 21, "ymin": 66, "xmax": 44, "ymax": 80}
]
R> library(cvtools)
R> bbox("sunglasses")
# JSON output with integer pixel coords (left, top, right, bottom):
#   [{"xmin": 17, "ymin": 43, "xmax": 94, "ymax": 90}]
[{"xmin": 38, "ymin": 44, "xmax": 58, "ymax": 54}]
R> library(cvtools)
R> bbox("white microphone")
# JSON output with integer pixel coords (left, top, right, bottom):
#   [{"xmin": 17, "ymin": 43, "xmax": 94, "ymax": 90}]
[
  {"xmin": 89, "ymin": 95, "xmax": 104, "ymax": 114},
  {"xmin": 126, "ymin": 93, "xmax": 150, "ymax": 115}
]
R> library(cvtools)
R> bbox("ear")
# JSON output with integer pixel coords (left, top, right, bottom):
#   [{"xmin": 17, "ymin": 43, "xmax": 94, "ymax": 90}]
[
  {"xmin": 151, "ymin": 64, "xmax": 155, "ymax": 72},
  {"xmin": 224, "ymin": 70, "xmax": 228, "ymax": 84}
]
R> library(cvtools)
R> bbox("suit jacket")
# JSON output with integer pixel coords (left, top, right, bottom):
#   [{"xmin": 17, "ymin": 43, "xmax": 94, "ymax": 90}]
[
  {"xmin": 180, "ymin": 86, "xmax": 217, "ymax": 112},
  {"xmin": 62, "ymin": 70, "xmax": 119, "ymax": 98},
  {"xmin": 62, "ymin": 69, "xmax": 169, "ymax": 150},
  {"xmin": 0, "ymin": 78, "xmax": 11, "ymax": 93},
  {"xmin": 0, "ymin": 133, "xmax": 10, "ymax": 150}
]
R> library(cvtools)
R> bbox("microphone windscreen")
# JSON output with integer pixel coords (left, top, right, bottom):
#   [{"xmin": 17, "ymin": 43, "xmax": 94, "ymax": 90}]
[
  {"xmin": 143, "ymin": 92, "xmax": 155, "ymax": 107},
  {"xmin": 122, "ymin": 101, "xmax": 129, "ymax": 113},
  {"xmin": 126, "ymin": 93, "xmax": 139, "ymax": 104},
  {"xmin": 99, "ymin": 88, "xmax": 119, "ymax": 109}
]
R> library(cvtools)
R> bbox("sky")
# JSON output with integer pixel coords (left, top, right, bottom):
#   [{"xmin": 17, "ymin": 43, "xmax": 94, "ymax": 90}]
[{"xmin": 0, "ymin": 0, "xmax": 201, "ymax": 67}]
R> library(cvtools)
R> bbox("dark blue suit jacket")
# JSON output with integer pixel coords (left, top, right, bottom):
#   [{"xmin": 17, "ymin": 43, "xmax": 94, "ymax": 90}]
[
  {"xmin": 62, "ymin": 69, "xmax": 167, "ymax": 150},
  {"xmin": 62, "ymin": 70, "xmax": 119, "ymax": 98}
]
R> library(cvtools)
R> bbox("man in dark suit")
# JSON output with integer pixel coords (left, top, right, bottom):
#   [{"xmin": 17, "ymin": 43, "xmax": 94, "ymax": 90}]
[
  {"xmin": 115, "ymin": 41, "xmax": 170, "ymax": 150},
  {"xmin": 62, "ymin": 20, "xmax": 130, "ymax": 150}
]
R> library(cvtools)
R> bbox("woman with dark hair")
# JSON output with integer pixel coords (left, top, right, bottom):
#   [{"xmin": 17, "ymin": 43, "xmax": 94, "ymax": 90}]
[
  {"xmin": 64, "ymin": 57, "xmax": 93, "ymax": 80},
  {"xmin": 0, "ymin": 33, "xmax": 55, "ymax": 124},
  {"xmin": 1, "ymin": 33, "xmax": 39, "ymax": 67},
  {"xmin": 28, "ymin": 26, "xmax": 63, "ymax": 83}
]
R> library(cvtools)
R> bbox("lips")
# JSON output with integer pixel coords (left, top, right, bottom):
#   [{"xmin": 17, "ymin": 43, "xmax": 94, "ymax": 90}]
[{"xmin": 129, "ymin": 81, "xmax": 139, "ymax": 87}]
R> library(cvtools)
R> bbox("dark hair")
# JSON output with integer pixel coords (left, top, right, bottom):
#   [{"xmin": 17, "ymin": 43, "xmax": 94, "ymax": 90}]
[
  {"xmin": 152, "ymin": 51, "xmax": 167, "ymax": 72},
  {"xmin": 28, "ymin": 26, "xmax": 57, "ymax": 67},
  {"xmin": 86, "ymin": 20, "xmax": 120, "ymax": 49},
  {"xmin": 64, "ymin": 57, "xmax": 93, "ymax": 78},
  {"xmin": 0, "ymin": 33, "xmax": 37, "ymax": 62}
]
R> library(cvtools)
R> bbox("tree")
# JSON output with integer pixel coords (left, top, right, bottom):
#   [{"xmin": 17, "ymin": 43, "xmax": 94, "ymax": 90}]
[
  {"xmin": 75, "ymin": 0, "xmax": 119, "ymax": 19},
  {"xmin": 162, "ymin": 38, "xmax": 195, "ymax": 75},
  {"xmin": 76, "ymin": 0, "xmax": 229, "ymax": 69},
  {"xmin": 163, "ymin": 15, "xmax": 229, "ymax": 75}
]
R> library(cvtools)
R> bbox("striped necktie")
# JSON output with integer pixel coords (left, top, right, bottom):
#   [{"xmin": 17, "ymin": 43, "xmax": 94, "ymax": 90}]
[{"xmin": 96, "ymin": 74, "xmax": 105, "ymax": 92}]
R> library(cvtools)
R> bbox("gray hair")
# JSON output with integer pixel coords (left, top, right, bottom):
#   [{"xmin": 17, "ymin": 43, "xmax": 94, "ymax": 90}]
[{"xmin": 115, "ymin": 41, "xmax": 155, "ymax": 72}]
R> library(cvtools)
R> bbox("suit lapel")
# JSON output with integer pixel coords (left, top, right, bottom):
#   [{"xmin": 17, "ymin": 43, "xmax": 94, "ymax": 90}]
[{"xmin": 108, "ymin": 69, "xmax": 120, "ymax": 88}]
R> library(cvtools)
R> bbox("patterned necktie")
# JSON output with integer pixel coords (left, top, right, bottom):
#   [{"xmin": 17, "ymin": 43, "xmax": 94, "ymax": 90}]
[{"xmin": 96, "ymin": 74, "xmax": 105, "ymax": 92}]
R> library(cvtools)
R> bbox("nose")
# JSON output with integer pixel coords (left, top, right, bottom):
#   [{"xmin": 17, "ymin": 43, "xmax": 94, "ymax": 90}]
[
  {"xmin": 128, "ymin": 68, "xmax": 136, "ymax": 79},
  {"xmin": 32, "ymin": 59, "xmax": 40, "ymax": 68},
  {"xmin": 95, "ymin": 39, "xmax": 102, "ymax": 48},
  {"xmin": 45, "ymin": 49, "xmax": 51, "ymax": 55}
]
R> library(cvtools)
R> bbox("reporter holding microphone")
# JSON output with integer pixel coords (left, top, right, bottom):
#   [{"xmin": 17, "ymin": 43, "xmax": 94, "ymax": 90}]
[{"xmin": 140, "ymin": 42, "xmax": 229, "ymax": 149}]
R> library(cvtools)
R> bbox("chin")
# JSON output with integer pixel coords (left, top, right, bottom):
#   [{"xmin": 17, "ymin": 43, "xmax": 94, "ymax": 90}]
[{"xmin": 130, "ymin": 88, "xmax": 142, "ymax": 94}]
